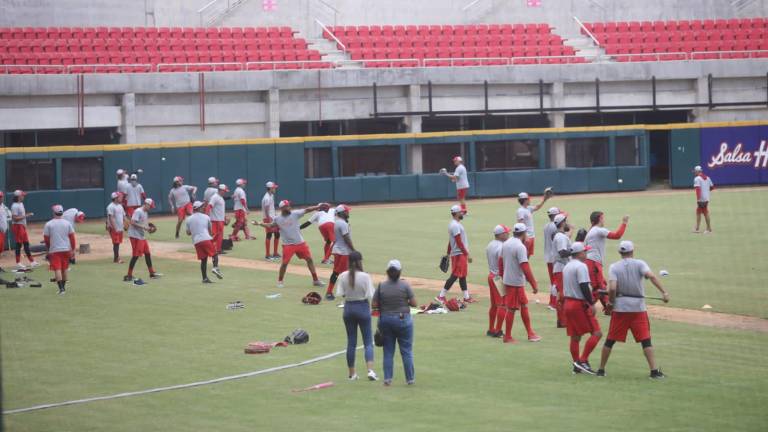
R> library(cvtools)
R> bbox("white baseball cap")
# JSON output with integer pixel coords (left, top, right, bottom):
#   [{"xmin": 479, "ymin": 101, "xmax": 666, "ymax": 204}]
[
  {"xmin": 493, "ymin": 224, "xmax": 511, "ymax": 235},
  {"xmin": 518, "ymin": 192, "xmax": 529, "ymax": 199},
  {"xmin": 450, "ymin": 204, "xmax": 462, "ymax": 214},
  {"xmin": 144, "ymin": 198, "xmax": 155, "ymax": 208},
  {"xmin": 13, "ymin": 190, "xmax": 26, "ymax": 197},
  {"xmin": 694, "ymin": 165, "xmax": 702, "ymax": 172},
  {"xmin": 513, "ymin": 222, "xmax": 527, "ymax": 234},
  {"xmin": 553, "ymin": 213, "xmax": 567, "ymax": 225},
  {"xmin": 208, "ymin": 176, "xmax": 218, "ymax": 184},
  {"xmin": 192, "ymin": 201, "xmax": 205, "ymax": 210},
  {"xmin": 453, "ymin": 156, "xmax": 463, "ymax": 163},
  {"xmin": 218, "ymin": 184, "xmax": 229, "ymax": 192},
  {"xmin": 52, "ymin": 204, "xmax": 64, "ymax": 214},
  {"xmin": 173, "ymin": 176, "xmax": 184, "ymax": 183},
  {"xmin": 111, "ymin": 191, "xmax": 120, "ymax": 199},
  {"xmin": 335, "ymin": 204, "xmax": 351, "ymax": 214},
  {"xmin": 76, "ymin": 211, "xmax": 86, "ymax": 222},
  {"xmin": 236, "ymin": 178, "xmax": 247, "ymax": 186},
  {"xmin": 570, "ymin": 242, "xmax": 591, "ymax": 254},
  {"xmin": 278, "ymin": 200, "xmax": 291, "ymax": 209},
  {"xmin": 619, "ymin": 240, "xmax": 634, "ymax": 253},
  {"xmin": 116, "ymin": 169, "xmax": 125, "ymax": 175},
  {"xmin": 547, "ymin": 207, "xmax": 560, "ymax": 216},
  {"xmin": 266, "ymin": 181, "xmax": 278, "ymax": 188},
  {"xmin": 387, "ymin": 259, "xmax": 402, "ymax": 271}
]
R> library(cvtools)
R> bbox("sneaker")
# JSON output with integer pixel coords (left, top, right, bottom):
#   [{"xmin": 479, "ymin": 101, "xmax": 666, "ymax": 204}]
[
  {"xmin": 383, "ymin": 380, "xmax": 392, "ymax": 387},
  {"xmin": 528, "ymin": 334, "xmax": 542, "ymax": 342},
  {"xmin": 547, "ymin": 305, "xmax": 557, "ymax": 311},
  {"xmin": 15, "ymin": 264, "xmax": 27, "ymax": 270},
  {"xmin": 58, "ymin": 287, "xmax": 66, "ymax": 295},
  {"xmin": 150, "ymin": 273, "xmax": 163, "ymax": 279},
  {"xmin": 574, "ymin": 361, "xmax": 596, "ymax": 375},
  {"xmin": 277, "ymin": 281, "xmax": 285, "ymax": 289},
  {"xmin": 463, "ymin": 296, "xmax": 478, "ymax": 304},
  {"xmin": 703, "ymin": 230, "xmax": 712, "ymax": 235},
  {"xmin": 692, "ymin": 229, "xmax": 701, "ymax": 234},
  {"xmin": 29, "ymin": 261, "xmax": 40, "ymax": 268},
  {"xmin": 650, "ymin": 369, "xmax": 666, "ymax": 379},
  {"xmin": 407, "ymin": 380, "xmax": 415, "ymax": 385},
  {"xmin": 572, "ymin": 365, "xmax": 582, "ymax": 375},
  {"xmin": 212, "ymin": 267, "xmax": 223, "ymax": 279},
  {"xmin": 503, "ymin": 336, "xmax": 517, "ymax": 344},
  {"xmin": 114, "ymin": 259, "xmax": 124, "ymax": 264},
  {"xmin": 325, "ymin": 293, "xmax": 335, "ymax": 301},
  {"xmin": 313, "ymin": 279, "xmax": 325, "ymax": 287},
  {"xmin": 123, "ymin": 275, "xmax": 133, "ymax": 282},
  {"xmin": 493, "ymin": 330, "xmax": 504, "ymax": 338},
  {"xmin": 133, "ymin": 278, "xmax": 146, "ymax": 286},
  {"xmin": 486, "ymin": 330, "xmax": 496, "ymax": 337},
  {"xmin": 435, "ymin": 295, "xmax": 446, "ymax": 304},
  {"xmin": 596, "ymin": 369, "xmax": 606, "ymax": 377},
  {"xmin": 348, "ymin": 374, "xmax": 359, "ymax": 381},
  {"xmin": 202, "ymin": 278, "xmax": 213, "ymax": 284},
  {"xmin": 273, "ymin": 254, "xmax": 282, "ymax": 259},
  {"xmin": 320, "ymin": 259, "xmax": 331, "ymax": 265},
  {"xmin": 367, "ymin": 370, "xmax": 378, "ymax": 381}
]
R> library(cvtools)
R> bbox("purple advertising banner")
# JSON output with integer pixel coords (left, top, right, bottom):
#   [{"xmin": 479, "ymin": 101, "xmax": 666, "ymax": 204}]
[{"xmin": 700, "ymin": 125, "xmax": 768, "ymax": 185}]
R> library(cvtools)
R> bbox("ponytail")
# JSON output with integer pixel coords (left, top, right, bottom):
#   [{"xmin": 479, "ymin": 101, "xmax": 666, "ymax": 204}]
[{"xmin": 348, "ymin": 251, "xmax": 363, "ymax": 288}]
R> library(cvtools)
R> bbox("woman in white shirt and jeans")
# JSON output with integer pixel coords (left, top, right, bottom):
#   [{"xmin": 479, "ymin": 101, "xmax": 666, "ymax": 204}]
[{"xmin": 336, "ymin": 251, "xmax": 378, "ymax": 381}]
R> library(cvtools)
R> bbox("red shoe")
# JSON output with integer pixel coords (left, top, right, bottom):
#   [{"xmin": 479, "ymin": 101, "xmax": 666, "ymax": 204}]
[
  {"xmin": 528, "ymin": 334, "xmax": 542, "ymax": 342},
  {"xmin": 463, "ymin": 297, "xmax": 479, "ymax": 304},
  {"xmin": 503, "ymin": 336, "xmax": 517, "ymax": 344}
]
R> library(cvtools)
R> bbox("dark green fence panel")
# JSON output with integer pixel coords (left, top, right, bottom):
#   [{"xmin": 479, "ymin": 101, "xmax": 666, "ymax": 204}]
[
  {"xmin": 216, "ymin": 145, "xmax": 249, "ymax": 206},
  {"xmin": 503, "ymin": 171, "xmax": 533, "ymax": 196},
  {"xmin": 588, "ymin": 167, "xmax": 620, "ymax": 192},
  {"xmin": 558, "ymin": 169, "xmax": 590, "ymax": 194},
  {"xmin": 129, "ymin": 148, "xmax": 164, "ymax": 211},
  {"xmin": 529, "ymin": 169, "xmax": 562, "ymax": 195},
  {"xmin": 417, "ymin": 174, "xmax": 456, "ymax": 200},
  {"xmin": 389, "ymin": 175, "xmax": 419, "ymax": 201},
  {"xmin": 361, "ymin": 176, "xmax": 390, "ymax": 202},
  {"xmin": 617, "ymin": 166, "xmax": 649, "ymax": 190},
  {"xmin": 305, "ymin": 178, "xmax": 334, "ymax": 204},
  {"xmin": 334, "ymin": 177, "xmax": 363, "ymax": 203},
  {"xmin": 669, "ymin": 128, "xmax": 701, "ymax": 188},
  {"xmin": 189, "ymin": 145, "xmax": 219, "ymax": 200},
  {"xmin": 275, "ymin": 143, "xmax": 305, "ymax": 204},
  {"xmin": 474, "ymin": 171, "xmax": 506, "ymax": 197},
  {"xmin": 247, "ymin": 144, "xmax": 277, "ymax": 207}
]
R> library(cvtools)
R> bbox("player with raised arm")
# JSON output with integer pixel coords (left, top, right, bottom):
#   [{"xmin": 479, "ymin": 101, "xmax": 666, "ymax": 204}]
[
  {"xmin": 442, "ymin": 156, "xmax": 470, "ymax": 214},
  {"xmin": 516, "ymin": 189, "xmax": 552, "ymax": 257},
  {"xmin": 125, "ymin": 174, "xmax": 146, "ymax": 217},
  {"xmin": 562, "ymin": 242, "xmax": 602, "ymax": 375},
  {"xmin": 498, "ymin": 223, "xmax": 541, "ymax": 343},
  {"xmin": 584, "ymin": 211, "xmax": 628, "ymax": 309},
  {"xmin": 168, "ymin": 176, "xmax": 197, "ymax": 239},
  {"xmin": 43, "ymin": 205, "xmax": 76, "ymax": 295},
  {"xmin": 437, "ymin": 205, "xmax": 476, "ymax": 303},
  {"xmin": 254, "ymin": 201, "xmax": 326, "ymax": 289},
  {"xmin": 261, "ymin": 181, "xmax": 280, "ymax": 260},
  {"xmin": 61, "ymin": 207, "xmax": 85, "ymax": 264},
  {"xmin": 692, "ymin": 165, "xmax": 714, "ymax": 233},
  {"xmin": 186, "ymin": 201, "xmax": 223, "ymax": 283},
  {"xmin": 597, "ymin": 241, "xmax": 670, "ymax": 379},
  {"xmin": 485, "ymin": 224, "xmax": 510, "ymax": 337}
]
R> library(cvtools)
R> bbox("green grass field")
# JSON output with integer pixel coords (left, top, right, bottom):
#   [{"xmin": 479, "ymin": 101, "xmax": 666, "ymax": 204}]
[{"xmin": 4, "ymin": 187, "xmax": 768, "ymax": 431}]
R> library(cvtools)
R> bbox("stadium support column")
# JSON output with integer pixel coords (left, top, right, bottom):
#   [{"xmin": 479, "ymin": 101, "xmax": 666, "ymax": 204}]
[
  {"xmin": 266, "ymin": 88, "xmax": 280, "ymax": 138},
  {"xmin": 691, "ymin": 75, "xmax": 709, "ymax": 122},
  {"xmin": 120, "ymin": 93, "xmax": 136, "ymax": 144},
  {"xmin": 406, "ymin": 85, "xmax": 423, "ymax": 174},
  {"xmin": 548, "ymin": 82, "xmax": 566, "ymax": 168}
]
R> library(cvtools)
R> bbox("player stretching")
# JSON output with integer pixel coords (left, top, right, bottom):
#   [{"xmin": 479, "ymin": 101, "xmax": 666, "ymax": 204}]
[
  {"xmin": 516, "ymin": 190, "xmax": 551, "ymax": 257},
  {"xmin": 301, "ymin": 204, "xmax": 335, "ymax": 264},
  {"xmin": 209, "ymin": 184, "xmax": 228, "ymax": 254},
  {"xmin": 693, "ymin": 165, "xmax": 714, "ymax": 233},
  {"xmin": 186, "ymin": 201, "xmax": 223, "ymax": 283},
  {"xmin": 325, "ymin": 205, "xmax": 354, "ymax": 301},
  {"xmin": 551, "ymin": 213, "xmax": 572, "ymax": 328},
  {"xmin": 563, "ymin": 242, "xmax": 602, "ymax": 375},
  {"xmin": 106, "ymin": 192, "xmax": 128, "ymax": 263},
  {"xmin": 598, "ymin": 241, "xmax": 670, "ymax": 379},
  {"xmin": 0, "ymin": 192, "xmax": 9, "ymax": 272},
  {"xmin": 10, "ymin": 190, "xmax": 38, "ymax": 269},
  {"xmin": 498, "ymin": 223, "xmax": 541, "ymax": 343},
  {"xmin": 124, "ymin": 198, "xmax": 161, "ymax": 283},
  {"xmin": 255, "ymin": 201, "xmax": 325, "ymax": 288},
  {"xmin": 485, "ymin": 224, "xmax": 511, "ymax": 337},
  {"xmin": 62, "ymin": 208, "xmax": 85, "ymax": 264},
  {"xmin": 543, "ymin": 207, "xmax": 561, "ymax": 311},
  {"xmin": 125, "ymin": 174, "xmax": 146, "ymax": 217},
  {"xmin": 231, "ymin": 178, "xmax": 255, "ymax": 241},
  {"xmin": 442, "ymin": 156, "xmax": 469, "ymax": 214},
  {"xmin": 584, "ymin": 211, "xmax": 628, "ymax": 309},
  {"xmin": 261, "ymin": 181, "xmax": 280, "ymax": 259},
  {"xmin": 437, "ymin": 205, "xmax": 476, "ymax": 303},
  {"xmin": 168, "ymin": 176, "xmax": 197, "ymax": 239},
  {"xmin": 43, "ymin": 205, "xmax": 76, "ymax": 295}
]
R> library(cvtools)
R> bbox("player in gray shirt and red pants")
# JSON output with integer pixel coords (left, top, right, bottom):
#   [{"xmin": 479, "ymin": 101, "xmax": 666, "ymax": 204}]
[{"xmin": 598, "ymin": 241, "xmax": 670, "ymax": 379}]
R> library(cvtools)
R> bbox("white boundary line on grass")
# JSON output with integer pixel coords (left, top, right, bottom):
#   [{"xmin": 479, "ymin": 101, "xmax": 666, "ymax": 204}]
[{"xmin": 5, "ymin": 347, "xmax": 358, "ymax": 415}]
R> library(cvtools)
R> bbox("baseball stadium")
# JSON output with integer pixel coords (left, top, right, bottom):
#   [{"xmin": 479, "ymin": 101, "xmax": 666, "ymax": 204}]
[{"xmin": 0, "ymin": 0, "xmax": 767, "ymax": 431}]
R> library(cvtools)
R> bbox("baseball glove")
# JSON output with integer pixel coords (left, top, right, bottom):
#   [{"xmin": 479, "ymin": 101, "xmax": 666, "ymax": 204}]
[
  {"xmin": 575, "ymin": 228, "xmax": 588, "ymax": 242},
  {"xmin": 147, "ymin": 223, "xmax": 157, "ymax": 234},
  {"xmin": 544, "ymin": 187, "xmax": 554, "ymax": 198},
  {"xmin": 244, "ymin": 342, "xmax": 272, "ymax": 354},
  {"xmin": 439, "ymin": 255, "xmax": 449, "ymax": 273},
  {"xmin": 302, "ymin": 291, "xmax": 322, "ymax": 305},
  {"xmin": 439, "ymin": 168, "xmax": 448, "ymax": 175}
]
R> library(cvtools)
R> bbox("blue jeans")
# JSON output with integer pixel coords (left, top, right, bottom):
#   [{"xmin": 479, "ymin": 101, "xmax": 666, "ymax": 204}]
[
  {"xmin": 380, "ymin": 313, "xmax": 415, "ymax": 383},
  {"xmin": 343, "ymin": 300, "xmax": 374, "ymax": 368}
]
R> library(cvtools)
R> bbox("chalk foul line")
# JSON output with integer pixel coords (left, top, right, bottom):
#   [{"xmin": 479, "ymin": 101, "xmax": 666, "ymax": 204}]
[{"xmin": 4, "ymin": 346, "xmax": 359, "ymax": 415}]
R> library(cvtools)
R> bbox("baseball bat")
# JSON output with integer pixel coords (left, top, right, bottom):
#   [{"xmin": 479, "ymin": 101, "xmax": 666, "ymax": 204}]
[{"xmin": 292, "ymin": 381, "xmax": 334, "ymax": 393}]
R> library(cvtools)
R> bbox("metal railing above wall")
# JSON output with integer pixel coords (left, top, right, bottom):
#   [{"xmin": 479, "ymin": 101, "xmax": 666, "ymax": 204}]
[
  {"xmin": 574, "ymin": 15, "xmax": 601, "ymax": 46},
  {"xmin": 198, "ymin": 0, "xmax": 250, "ymax": 27}
]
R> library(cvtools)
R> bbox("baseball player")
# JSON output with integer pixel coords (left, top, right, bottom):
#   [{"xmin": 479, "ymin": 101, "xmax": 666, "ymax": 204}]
[
  {"xmin": 584, "ymin": 211, "xmax": 628, "ymax": 309},
  {"xmin": 62, "ymin": 208, "xmax": 85, "ymax": 264},
  {"xmin": 693, "ymin": 165, "xmax": 714, "ymax": 233},
  {"xmin": 0, "ymin": 192, "xmax": 10, "ymax": 271},
  {"xmin": 125, "ymin": 174, "xmax": 146, "ymax": 217},
  {"xmin": 485, "ymin": 224, "xmax": 511, "ymax": 337},
  {"xmin": 543, "ymin": 207, "xmax": 561, "ymax": 311},
  {"xmin": 106, "ymin": 191, "xmax": 128, "ymax": 263},
  {"xmin": 597, "ymin": 241, "xmax": 670, "ymax": 379},
  {"xmin": 497, "ymin": 223, "xmax": 541, "ymax": 343},
  {"xmin": 437, "ymin": 205, "xmax": 476, "ymax": 303},
  {"xmin": 324, "ymin": 204, "xmax": 354, "ymax": 301},
  {"xmin": 186, "ymin": 201, "xmax": 223, "ymax": 283},
  {"xmin": 208, "ymin": 184, "xmax": 228, "ymax": 254},
  {"xmin": 261, "ymin": 181, "xmax": 280, "ymax": 259},
  {"xmin": 254, "ymin": 200, "xmax": 325, "ymax": 288},
  {"xmin": 124, "ymin": 198, "xmax": 161, "ymax": 283},
  {"xmin": 43, "ymin": 205, "xmax": 76, "ymax": 295},
  {"xmin": 442, "ymin": 156, "xmax": 470, "ymax": 214},
  {"xmin": 10, "ymin": 190, "xmax": 38, "ymax": 269},
  {"xmin": 168, "ymin": 176, "xmax": 197, "ymax": 239},
  {"xmin": 551, "ymin": 213, "xmax": 572, "ymax": 328},
  {"xmin": 300, "ymin": 204, "xmax": 336, "ymax": 264},
  {"xmin": 116, "ymin": 169, "xmax": 130, "ymax": 209},
  {"xmin": 230, "ymin": 178, "xmax": 255, "ymax": 241},
  {"xmin": 203, "ymin": 177, "xmax": 219, "ymax": 204},
  {"xmin": 563, "ymin": 242, "xmax": 602, "ymax": 375},
  {"xmin": 516, "ymin": 191, "xmax": 551, "ymax": 257}
]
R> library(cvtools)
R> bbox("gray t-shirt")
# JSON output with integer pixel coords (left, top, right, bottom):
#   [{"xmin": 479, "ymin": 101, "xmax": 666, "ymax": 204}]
[
  {"xmin": 375, "ymin": 279, "xmax": 415, "ymax": 314},
  {"xmin": 552, "ymin": 231, "xmax": 571, "ymax": 273},
  {"xmin": 543, "ymin": 221, "xmax": 557, "ymax": 264},
  {"xmin": 563, "ymin": 259, "xmax": 591, "ymax": 300},
  {"xmin": 274, "ymin": 209, "xmax": 306, "ymax": 245},
  {"xmin": 331, "ymin": 218, "xmax": 352, "ymax": 255},
  {"xmin": 608, "ymin": 258, "xmax": 652, "ymax": 312}
]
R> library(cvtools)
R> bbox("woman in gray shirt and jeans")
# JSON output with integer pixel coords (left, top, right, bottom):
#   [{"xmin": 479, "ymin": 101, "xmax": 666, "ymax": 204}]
[
  {"xmin": 336, "ymin": 251, "xmax": 377, "ymax": 381},
  {"xmin": 373, "ymin": 259, "xmax": 417, "ymax": 386}
]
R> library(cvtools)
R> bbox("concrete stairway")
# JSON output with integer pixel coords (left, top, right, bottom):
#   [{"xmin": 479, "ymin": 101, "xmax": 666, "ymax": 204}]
[
  {"xmin": 303, "ymin": 34, "xmax": 361, "ymax": 69},
  {"xmin": 564, "ymin": 33, "xmax": 606, "ymax": 62}
]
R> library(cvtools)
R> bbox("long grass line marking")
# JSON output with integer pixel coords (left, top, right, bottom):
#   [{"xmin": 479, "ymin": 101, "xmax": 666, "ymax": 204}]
[{"xmin": 5, "ymin": 347, "xmax": 358, "ymax": 415}]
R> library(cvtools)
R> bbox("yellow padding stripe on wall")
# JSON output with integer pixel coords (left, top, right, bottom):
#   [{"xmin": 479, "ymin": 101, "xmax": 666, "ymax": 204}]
[{"xmin": 1, "ymin": 119, "xmax": 766, "ymax": 155}]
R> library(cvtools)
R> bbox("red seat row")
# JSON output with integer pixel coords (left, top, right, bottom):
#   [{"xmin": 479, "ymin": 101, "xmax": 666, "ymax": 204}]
[
  {"xmin": 349, "ymin": 45, "xmax": 575, "ymax": 60},
  {"xmin": 586, "ymin": 18, "xmax": 766, "ymax": 34},
  {"xmin": 2, "ymin": 62, "xmax": 334, "ymax": 74},
  {"xmin": 0, "ymin": 39, "xmax": 309, "ymax": 54},
  {"xmin": 0, "ymin": 26, "xmax": 295, "ymax": 40},
  {"xmin": 328, "ymin": 23, "xmax": 551, "ymax": 38}
]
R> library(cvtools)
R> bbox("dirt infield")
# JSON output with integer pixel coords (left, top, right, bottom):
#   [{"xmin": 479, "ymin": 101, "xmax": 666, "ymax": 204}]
[{"xmin": 10, "ymin": 227, "xmax": 762, "ymax": 334}]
